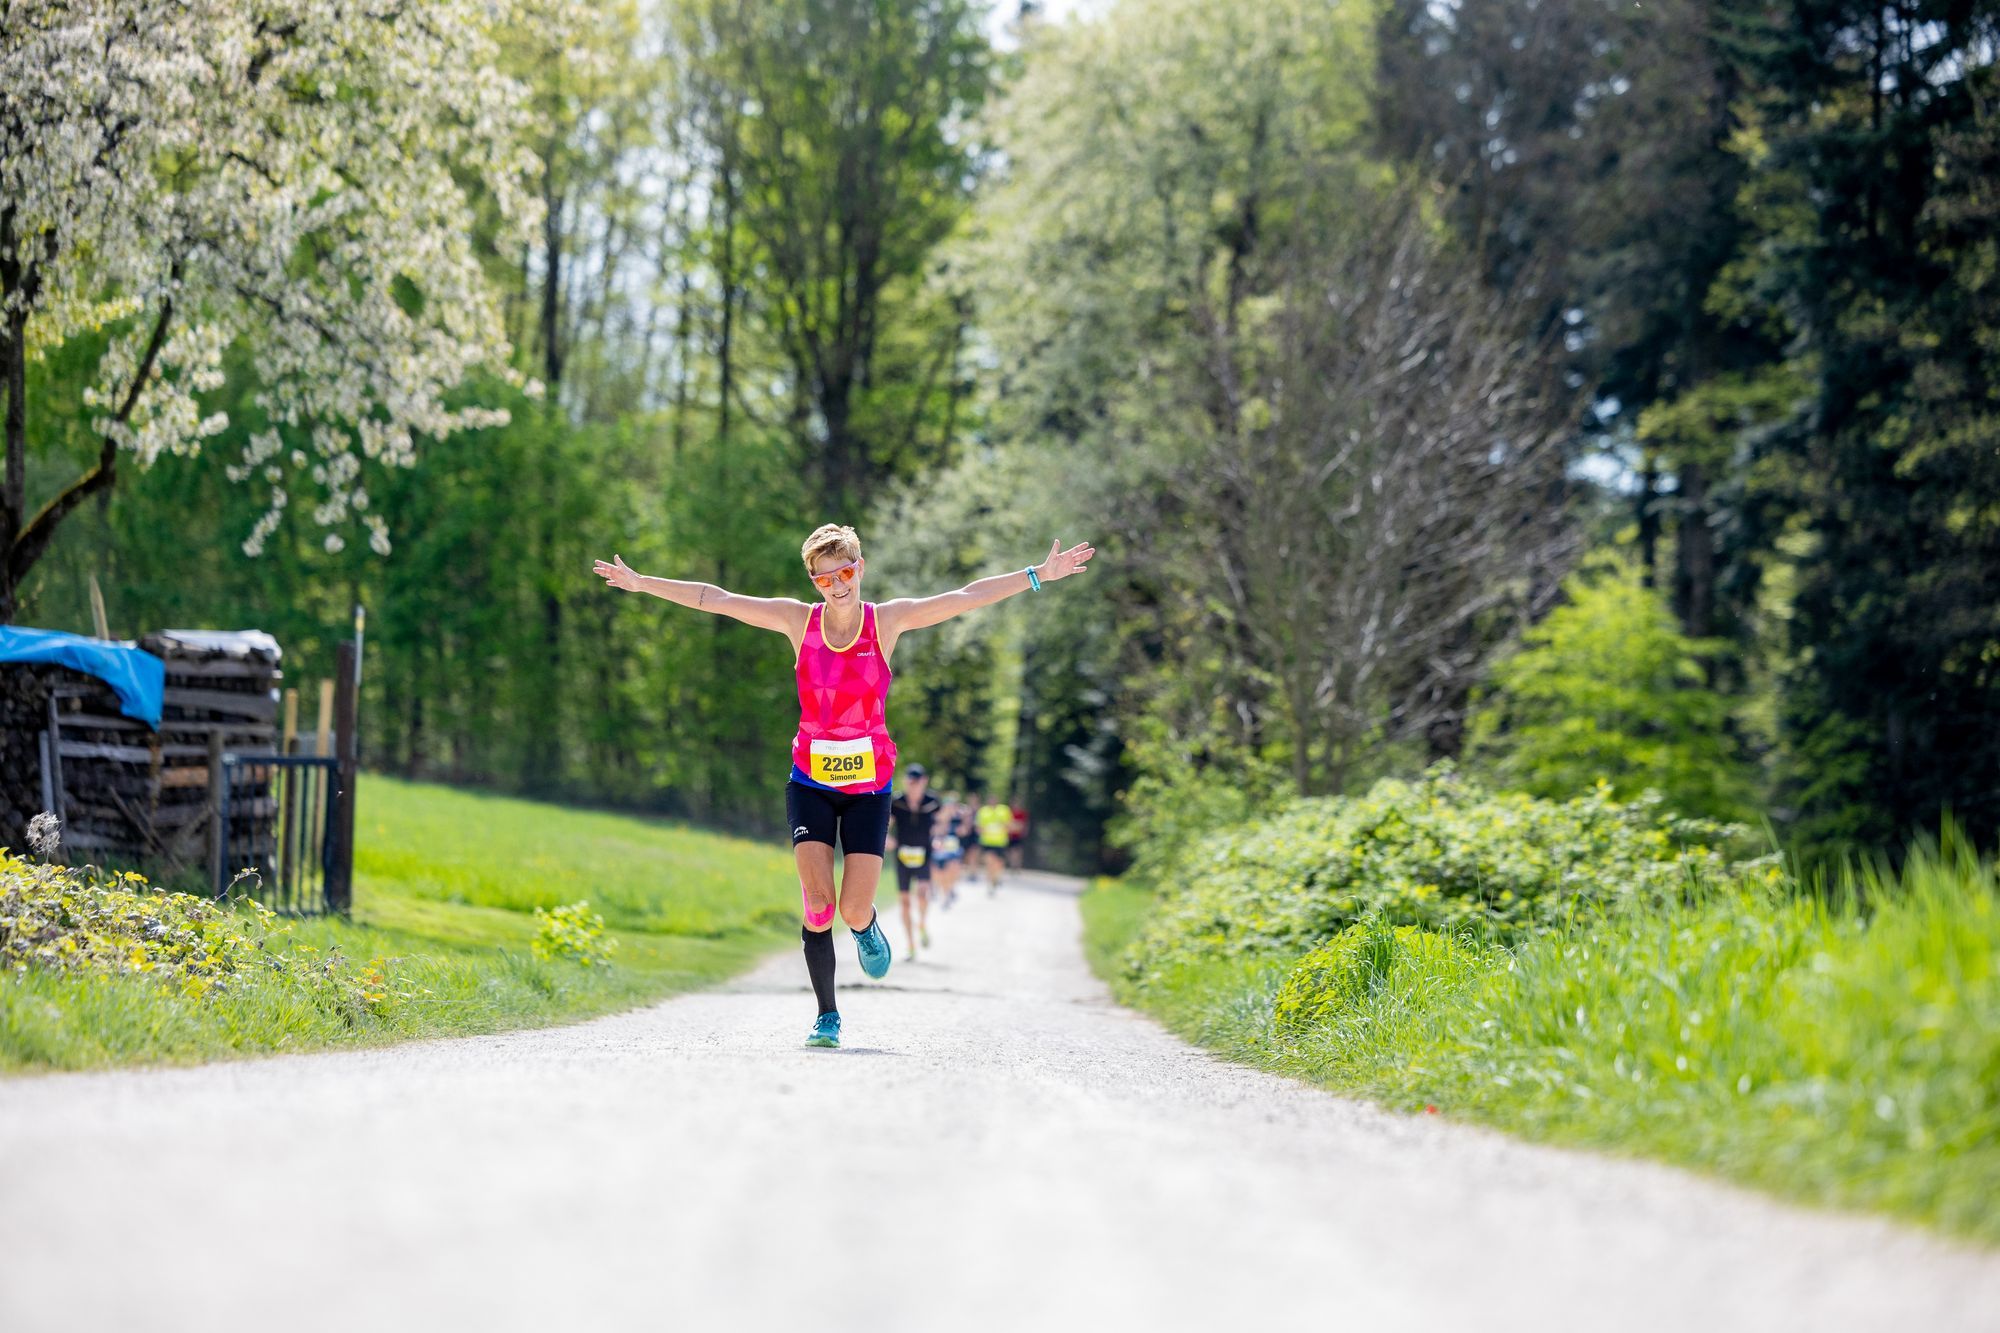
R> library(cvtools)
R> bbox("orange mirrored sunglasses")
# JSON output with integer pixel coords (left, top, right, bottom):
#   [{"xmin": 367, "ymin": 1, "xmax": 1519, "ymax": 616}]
[{"xmin": 810, "ymin": 559, "xmax": 860, "ymax": 589}]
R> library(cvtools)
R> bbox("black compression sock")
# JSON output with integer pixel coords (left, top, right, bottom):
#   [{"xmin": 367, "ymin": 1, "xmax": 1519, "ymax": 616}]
[{"xmin": 802, "ymin": 925, "xmax": 837, "ymax": 1016}]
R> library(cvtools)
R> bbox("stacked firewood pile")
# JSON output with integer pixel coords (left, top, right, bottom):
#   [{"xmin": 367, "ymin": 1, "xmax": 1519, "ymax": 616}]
[
  {"xmin": 0, "ymin": 663, "xmax": 119, "ymax": 854},
  {"xmin": 0, "ymin": 632, "xmax": 282, "ymax": 879},
  {"xmin": 142, "ymin": 631, "xmax": 284, "ymax": 878}
]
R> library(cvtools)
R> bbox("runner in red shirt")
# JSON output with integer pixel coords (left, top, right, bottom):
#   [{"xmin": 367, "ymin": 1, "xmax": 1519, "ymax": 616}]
[{"xmin": 1007, "ymin": 800, "xmax": 1030, "ymax": 872}]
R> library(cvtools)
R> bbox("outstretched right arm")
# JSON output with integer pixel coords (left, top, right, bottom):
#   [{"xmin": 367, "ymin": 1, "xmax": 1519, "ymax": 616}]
[{"xmin": 594, "ymin": 554, "xmax": 809, "ymax": 639}]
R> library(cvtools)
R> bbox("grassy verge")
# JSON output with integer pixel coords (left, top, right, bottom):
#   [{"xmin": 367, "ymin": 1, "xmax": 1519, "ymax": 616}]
[
  {"xmin": 2, "ymin": 776, "xmax": 800, "ymax": 1073},
  {"xmin": 1082, "ymin": 843, "xmax": 2000, "ymax": 1245}
]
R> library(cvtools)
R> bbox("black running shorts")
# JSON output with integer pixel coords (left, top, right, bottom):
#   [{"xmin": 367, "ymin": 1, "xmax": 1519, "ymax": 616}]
[
  {"xmin": 786, "ymin": 780, "xmax": 892, "ymax": 858},
  {"xmin": 893, "ymin": 854, "xmax": 931, "ymax": 893}
]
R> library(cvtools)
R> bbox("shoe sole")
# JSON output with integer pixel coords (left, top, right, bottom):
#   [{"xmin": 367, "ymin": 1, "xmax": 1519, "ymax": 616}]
[
  {"xmin": 805, "ymin": 1035, "xmax": 839, "ymax": 1048},
  {"xmin": 857, "ymin": 931, "xmax": 892, "ymax": 979}
]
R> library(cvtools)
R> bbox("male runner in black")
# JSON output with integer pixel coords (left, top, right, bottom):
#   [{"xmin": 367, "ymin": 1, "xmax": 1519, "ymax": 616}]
[{"xmin": 887, "ymin": 764, "xmax": 943, "ymax": 961}]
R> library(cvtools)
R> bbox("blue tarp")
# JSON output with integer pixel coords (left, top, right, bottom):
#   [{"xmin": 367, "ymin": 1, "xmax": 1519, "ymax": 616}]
[{"xmin": 0, "ymin": 626, "xmax": 164, "ymax": 727}]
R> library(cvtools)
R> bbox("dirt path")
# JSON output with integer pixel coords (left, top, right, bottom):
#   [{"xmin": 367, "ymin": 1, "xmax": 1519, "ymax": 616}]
[{"xmin": 3, "ymin": 870, "xmax": 1995, "ymax": 1332}]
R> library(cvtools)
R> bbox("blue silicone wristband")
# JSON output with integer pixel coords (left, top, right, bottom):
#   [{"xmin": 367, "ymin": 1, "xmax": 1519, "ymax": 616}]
[{"xmin": 1026, "ymin": 566, "xmax": 1042, "ymax": 592}]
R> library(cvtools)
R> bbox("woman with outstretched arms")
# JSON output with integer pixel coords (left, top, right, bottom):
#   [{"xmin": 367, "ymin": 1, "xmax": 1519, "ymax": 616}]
[{"xmin": 595, "ymin": 525, "xmax": 1095, "ymax": 1048}]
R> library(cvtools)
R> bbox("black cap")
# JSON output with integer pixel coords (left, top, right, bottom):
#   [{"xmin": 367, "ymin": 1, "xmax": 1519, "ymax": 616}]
[{"xmin": 904, "ymin": 763, "xmax": 927, "ymax": 780}]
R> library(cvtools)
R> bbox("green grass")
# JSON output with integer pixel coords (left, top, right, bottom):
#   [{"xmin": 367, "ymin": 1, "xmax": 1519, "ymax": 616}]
[
  {"xmin": 1, "ymin": 776, "xmax": 801, "ymax": 1073},
  {"xmin": 1082, "ymin": 841, "xmax": 2000, "ymax": 1245}
]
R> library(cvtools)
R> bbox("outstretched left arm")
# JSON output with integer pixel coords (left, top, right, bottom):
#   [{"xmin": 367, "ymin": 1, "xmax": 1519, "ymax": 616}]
[{"xmin": 877, "ymin": 540, "xmax": 1096, "ymax": 649}]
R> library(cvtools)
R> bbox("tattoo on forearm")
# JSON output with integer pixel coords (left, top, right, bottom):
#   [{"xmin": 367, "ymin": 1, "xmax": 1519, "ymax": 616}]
[{"xmin": 697, "ymin": 585, "xmax": 708, "ymax": 607}]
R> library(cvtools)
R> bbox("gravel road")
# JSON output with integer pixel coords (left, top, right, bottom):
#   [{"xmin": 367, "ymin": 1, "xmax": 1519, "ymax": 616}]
[{"xmin": 4, "ymin": 870, "xmax": 1996, "ymax": 1333}]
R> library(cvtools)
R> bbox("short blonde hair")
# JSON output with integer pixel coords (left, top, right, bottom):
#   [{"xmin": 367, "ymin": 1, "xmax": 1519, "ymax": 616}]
[{"xmin": 801, "ymin": 523, "xmax": 862, "ymax": 573}]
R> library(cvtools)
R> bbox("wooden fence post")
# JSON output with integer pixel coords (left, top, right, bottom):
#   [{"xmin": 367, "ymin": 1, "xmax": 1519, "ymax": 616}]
[
  {"xmin": 37, "ymin": 731, "xmax": 56, "ymax": 821},
  {"xmin": 310, "ymin": 676, "xmax": 333, "ymax": 906},
  {"xmin": 280, "ymin": 688, "xmax": 300, "ymax": 909},
  {"xmin": 328, "ymin": 643, "xmax": 358, "ymax": 914},
  {"xmin": 88, "ymin": 574, "xmax": 110, "ymax": 640},
  {"xmin": 315, "ymin": 679, "xmax": 334, "ymax": 758},
  {"xmin": 42, "ymin": 697, "xmax": 67, "ymax": 825},
  {"xmin": 207, "ymin": 731, "xmax": 226, "ymax": 895}
]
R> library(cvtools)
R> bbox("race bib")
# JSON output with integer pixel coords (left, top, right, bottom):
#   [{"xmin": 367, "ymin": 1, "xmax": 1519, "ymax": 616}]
[
  {"xmin": 897, "ymin": 846, "xmax": 928, "ymax": 868},
  {"xmin": 808, "ymin": 736, "xmax": 877, "ymax": 788}
]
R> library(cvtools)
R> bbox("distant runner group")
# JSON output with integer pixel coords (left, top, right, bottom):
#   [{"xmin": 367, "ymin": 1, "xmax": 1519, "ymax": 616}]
[
  {"xmin": 887, "ymin": 777, "xmax": 1028, "ymax": 961},
  {"xmin": 595, "ymin": 523, "xmax": 1092, "ymax": 1050}
]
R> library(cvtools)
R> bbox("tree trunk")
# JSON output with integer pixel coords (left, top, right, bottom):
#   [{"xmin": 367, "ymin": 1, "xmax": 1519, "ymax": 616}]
[
  {"xmin": 525, "ymin": 155, "xmax": 569, "ymax": 793},
  {"xmin": 406, "ymin": 641, "xmax": 427, "ymax": 776},
  {"xmin": 1674, "ymin": 459, "xmax": 1714, "ymax": 639},
  {"xmin": 716, "ymin": 155, "xmax": 737, "ymax": 451},
  {"xmin": 1010, "ymin": 639, "xmax": 1038, "ymax": 805},
  {"xmin": 540, "ymin": 173, "xmax": 566, "ymax": 392},
  {"xmin": 1426, "ymin": 711, "xmax": 1465, "ymax": 763},
  {"xmin": 1286, "ymin": 670, "xmax": 1313, "ymax": 796},
  {"xmin": 821, "ymin": 387, "xmax": 856, "ymax": 515},
  {"xmin": 533, "ymin": 582, "xmax": 563, "ymax": 791},
  {"xmin": 669, "ymin": 241, "xmax": 696, "ymax": 463},
  {"xmin": 3, "ymin": 285, "xmax": 173, "ymax": 624},
  {"xmin": 1637, "ymin": 450, "xmax": 1661, "ymax": 590},
  {"xmin": 0, "ymin": 305, "xmax": 25, "ymax": 624}
]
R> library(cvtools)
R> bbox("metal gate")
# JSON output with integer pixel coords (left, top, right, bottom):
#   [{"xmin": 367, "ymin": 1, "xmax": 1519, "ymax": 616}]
[{"xmin": 214, "ymin": 752, "xmax": 340, "ymax": 915}]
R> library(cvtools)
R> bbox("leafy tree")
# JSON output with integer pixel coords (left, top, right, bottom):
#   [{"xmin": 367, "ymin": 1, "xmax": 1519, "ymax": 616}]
[
  {"xmin": 0, "ymin": 0, "xmax": 552, "ymax": 620},
  {"xmin": 13, "ymin": 0, "xmax": 1003, "ymax": 843},
  {"xmin": 1376, "ymin": 0, "xmax": 2000, "ymax": 853},
  {"xmin": 960, "ymin": 0, "xmax": 1378, "ymax": 798},
  {"xmin": 1470, "ymin": 558, "xmax": 1752, "ymax": 821},
  {"xmin": 498, "ymin": 0, "xmax": 704, "ymax": 428},
  {"xmin": 960, "ymin": 0, "xmax": 1574, "ymax": 799},
  {"xmin": 1374, "ymin": 0, "xmax": 1772, "ymax": 638},
  {"xmin": 1725, "ymin": 5, "xmax": 2000, "ymax": 849},
  {"xmin": 676, "ymin": 0, "xmax": 993, "ymax": 511}
]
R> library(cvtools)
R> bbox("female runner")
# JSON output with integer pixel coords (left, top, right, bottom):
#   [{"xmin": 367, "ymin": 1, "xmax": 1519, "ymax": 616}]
[{"xmin": 594, "ymin": 525, "xmax": 1095, "ymax": 1049}]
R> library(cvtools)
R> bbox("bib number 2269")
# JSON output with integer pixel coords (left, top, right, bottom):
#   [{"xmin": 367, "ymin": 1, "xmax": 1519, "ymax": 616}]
[{"xmin": 808, "ymin": 737, "xmax": 877, "ymax": 788}]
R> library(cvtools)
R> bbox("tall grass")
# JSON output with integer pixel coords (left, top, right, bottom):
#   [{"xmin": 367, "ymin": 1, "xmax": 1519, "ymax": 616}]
[{"xmin": 1084, "ymin": 835, "xmax": 2000, "ymax": 1243}]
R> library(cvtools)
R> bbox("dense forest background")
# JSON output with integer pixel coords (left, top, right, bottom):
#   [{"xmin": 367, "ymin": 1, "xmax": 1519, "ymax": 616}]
[{"xmin": 14, "ymin": 0, "xmax": 2000, "ymax": 870}]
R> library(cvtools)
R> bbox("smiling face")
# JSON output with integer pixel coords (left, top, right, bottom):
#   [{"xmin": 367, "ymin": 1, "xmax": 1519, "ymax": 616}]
[
  {"xmin": 810, "ymin": 553, "xmax": 864, "ymax": 608},
  {"xmin": 800, "ymin": 523, "xmax": 865, "ymax": 610}
]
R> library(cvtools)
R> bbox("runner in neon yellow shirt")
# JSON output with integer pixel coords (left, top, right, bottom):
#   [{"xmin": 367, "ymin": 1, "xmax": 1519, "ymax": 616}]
[{"xmin": 975, "ymin": 795, "xmax": 1013, "ymax": 895}]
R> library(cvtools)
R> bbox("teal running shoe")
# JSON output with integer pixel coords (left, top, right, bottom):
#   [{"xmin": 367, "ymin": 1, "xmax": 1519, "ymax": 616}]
[
  {"xmin": 805, "ymin": 1012, "xmax": 841, "ymax": 1048},
  {"xmin": 852, "ymin": 911, "xmax": 892, "ymax": 979}
]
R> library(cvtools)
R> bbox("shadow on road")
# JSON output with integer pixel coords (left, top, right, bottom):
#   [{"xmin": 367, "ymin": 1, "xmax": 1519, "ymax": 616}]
[
  {"xmin": 800, "ymin": 1047, "xmax": 901, "ymax": 1057},
  {"xmin": 981, "ymin": 875, "xmax": 1082, "ymax": 899}
]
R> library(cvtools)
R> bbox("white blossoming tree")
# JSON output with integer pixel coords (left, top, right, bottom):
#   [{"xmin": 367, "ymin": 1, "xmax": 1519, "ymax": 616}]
[{"xmin": 0, "ymin": 0, "xmax": 556, "ymax": 622}]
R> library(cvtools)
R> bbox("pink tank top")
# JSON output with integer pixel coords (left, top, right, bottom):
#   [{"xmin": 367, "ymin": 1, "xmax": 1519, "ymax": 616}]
[{"xmin": 791, "ymin": 602, "xmax": 897, "ymax": 790}]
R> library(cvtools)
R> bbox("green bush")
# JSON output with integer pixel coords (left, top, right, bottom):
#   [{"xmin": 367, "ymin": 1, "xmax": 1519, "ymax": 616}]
[
  {"xmin": 1108, "ymin": 718, "xmax": 1292, "ymax": 885},
  {"xmin": 531, "ymin": 900, "xmax": 616, "ymax": 967},
  {"xmin": 1085, "ymin": 821, "xmax": 2000, "ymax": 1244},
  {"xmin": 1272, "ymin": 920, "xmax": 1484, "ymax": 1037},
  {"xmin": 1467, "ymin": 557, "xmax": 1754, "ymax": 822},
  {"xmin": 2, "ymin": 779, "xmax": 804, "ymax": 1073},
  {"xmin": 6, "ymin": 852, "xmax": 238, "ymax": 984},
  {"xmin": 2, "ymin": 848, "xmax": 273, "ymax": 996},
  {"xmin": 0, "ymin": 848, "xmax": 393, "ymax": 1017},
  {"xmin": 1131, "ymin": 766, "xmax": 1769, "ymax": 979}
]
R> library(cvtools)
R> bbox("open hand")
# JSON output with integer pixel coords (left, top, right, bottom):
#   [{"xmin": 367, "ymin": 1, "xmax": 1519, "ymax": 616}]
[
  {"xmin": 1037, "ymin": 539, "xmax": 1096, "ymax": 583},
  {"xmin": 594, "ymin": 554, "xmax": 643, "ymax": 592}
]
